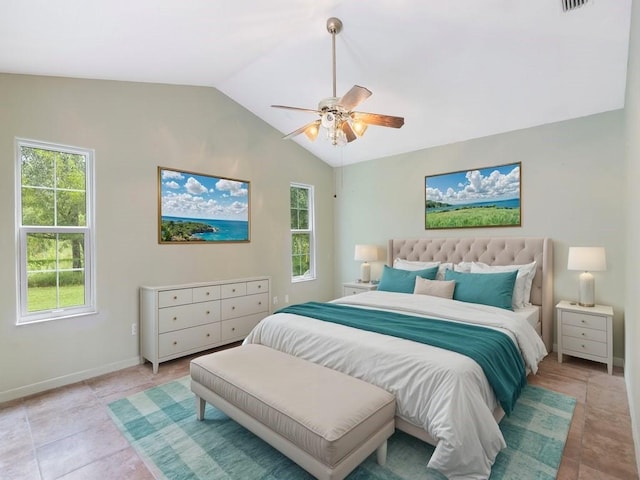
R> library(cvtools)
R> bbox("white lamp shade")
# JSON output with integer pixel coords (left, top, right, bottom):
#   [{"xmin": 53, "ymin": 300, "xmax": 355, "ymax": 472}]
[
  {"xmin": 567, "ymin": 246, "xmax": 606, "ymax": 307},
  {"xmin": 354, "ymin": 245, "xmax": 378, "ymax": 262},
  {"xmin": 567, "ymin": 247, "xmax": 606, "ymax": 272}
]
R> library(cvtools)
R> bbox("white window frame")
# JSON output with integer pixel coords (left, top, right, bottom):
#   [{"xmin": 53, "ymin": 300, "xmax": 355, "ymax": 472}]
[
  {"xmin": 290, "ymin": 182, "xmax": 316, "ymax": 283},
  {"xmin": 15, "ymin": 138, "xmax": 96, "ymax": 324}
]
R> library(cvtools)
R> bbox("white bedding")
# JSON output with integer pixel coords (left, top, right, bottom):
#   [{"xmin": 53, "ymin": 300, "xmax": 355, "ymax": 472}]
[{"xmin": 243, "ymin": 291, "xmax": 547, "ymax": 480}]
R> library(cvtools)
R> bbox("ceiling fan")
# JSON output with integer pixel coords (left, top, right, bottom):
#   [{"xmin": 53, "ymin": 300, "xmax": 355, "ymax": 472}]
[{"xmin": 272, "ymin": 17, "xmax": 405, "ymax": 146}]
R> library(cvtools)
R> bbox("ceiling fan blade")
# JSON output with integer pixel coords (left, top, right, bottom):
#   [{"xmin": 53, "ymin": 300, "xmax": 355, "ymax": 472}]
[
  {"xmin": 341, "ymin": 121, "xmax": 357, "ymax": 143},
  {"xmin": 282, "ymin": 120, "xmax": 321, "ymax": 140},
  {"xmin": 353, "ymin": 112, "xmax": 405, "ymax": 129},
  {"xmin": 339, "ymin": 85, "xmax": 372, "ymax": 111},
  {"xmin": 271, "ymin": 105, "xmax": 320, "ymax": 114}
]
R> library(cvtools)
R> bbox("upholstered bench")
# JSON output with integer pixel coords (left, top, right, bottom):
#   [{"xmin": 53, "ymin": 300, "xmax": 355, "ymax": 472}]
[{"xmin": 190, "ymin": 344, "xmax": 396, "ymax": 480}]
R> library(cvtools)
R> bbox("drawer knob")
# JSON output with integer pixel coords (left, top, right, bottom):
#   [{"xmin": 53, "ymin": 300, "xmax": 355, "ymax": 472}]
[
  {"xmin": 582, "ymin": 344, "xmax": 586, "ymax": 348},
  {"xmin": 581, "ymin": 319, "xmax": 586, "ymax": 323},
  {"xmin": 206, "ymin": 333, "xmax": 210, "ymax": 337},
  {"xmin": 232, "ymin": 306, "xmax": 235, "ymax": 310},
  {"xmin": 258, "ymin": 301, "xmax": 262, "ymax": 305},
  {"xmin": 581, "ymin": 333, "xmax": 586, "ymax": 336},
  {"xmin": 206, "ymin": 292, "xmax": 210, "ymax": 296},
  {"xmin": 173, "ymin": 341, "xmax": 177, "ymax": 346},
  {"xmin": 258, "ymin": 285, "xmax": 262, "ymax": 289},
  {"xmin": 232, "ymin": 288, "xmax": 236, "ymax": 292},
  {"xmin": 173, "ymin": 295, "xmax": 178, "ymax": 300},
  {"xmin": 206, "ymin": 310, "xmax": 210, "ymax": 315},
  {"xmin": 231, "ymin": 327, "xmax": 236, "ymax": 332},
  {"xmin": 173, "ymin": 317, "xmax": 177, "ymax": 321}
]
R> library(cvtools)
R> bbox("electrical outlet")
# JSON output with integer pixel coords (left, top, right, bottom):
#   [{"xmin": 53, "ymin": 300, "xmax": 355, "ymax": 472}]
[
  {"xmin": 285, "ymin": 294, "xmax": 289, "ymax": 303},
  {"xmin": 131, "ymin": 323, "xmax": 137, "ymax": 336},
  {"xmin": 273, "ymin": 296, "xmax": 278, "ymax": 305}
]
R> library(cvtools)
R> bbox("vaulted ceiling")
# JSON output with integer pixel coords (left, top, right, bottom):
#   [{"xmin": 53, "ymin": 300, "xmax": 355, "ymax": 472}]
[{"xmin": 0, "ymin": 1, "xmax": 632, "ymax": 166}]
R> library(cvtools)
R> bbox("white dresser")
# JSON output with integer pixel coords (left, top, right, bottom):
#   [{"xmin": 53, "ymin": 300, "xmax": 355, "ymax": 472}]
[
  {"xmin": 140, "ymin": 276, "xmax": 270, "ymax": 373},
  {"xmin": 556, "ymin": 300, "xmax": 613, "ymax": 374}
]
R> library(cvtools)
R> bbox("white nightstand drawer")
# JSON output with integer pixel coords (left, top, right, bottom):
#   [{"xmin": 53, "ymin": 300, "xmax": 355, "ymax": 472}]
[
  {"xmin": 562, "ymin": 311, "xmax": 607, "ymax": 331},
  {"xmin": 562, "ymin": 335, "xmax": 607, "ymax": 358},
  {"xmin": 562, "ymin": 325, "xmax": 607, "ymax": 343},
  {"xmin": 220, "ymin": 313, "xmax": 265, "ymax": 341},
  {"xmin": 247, "ymin": 280, "xmax": 268, "ymax": 295}
]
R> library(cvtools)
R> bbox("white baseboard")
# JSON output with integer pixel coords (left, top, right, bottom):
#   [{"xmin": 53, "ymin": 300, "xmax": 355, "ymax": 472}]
[
  {"xmin": 0, "ymin": 356, "xmax": 142, "ymax": 404},
  {"xmin": 551, "ymin": 343, "xmax": 624, "ymax": 368}
]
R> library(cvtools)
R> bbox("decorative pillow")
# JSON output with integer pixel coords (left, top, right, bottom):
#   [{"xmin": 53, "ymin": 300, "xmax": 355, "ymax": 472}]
[
  {"xmin": 469, "ymin": 261, "xmax": 537, "ymax": 308},
  {"xmin": 413, "ymin": 277, "xmax": 456, "ymax": 299},
  {"xmin": 393, "ymin": 258, "xmax": 452, "ymax": 280},
  {"xmin": 454, "ymin": 261, "xmax": 475, "ymax": 273},
  {"xmin": 378, "ymin": 265, "xmax": 439, "ymax": 294},
  {"xmin": 444, "ymin": 269, "xmax": 518, "ymax": 310}
]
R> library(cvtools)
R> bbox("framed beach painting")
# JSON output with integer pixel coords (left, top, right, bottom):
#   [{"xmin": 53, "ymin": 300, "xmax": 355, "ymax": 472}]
[
  {"xmin": 158, "ymin": 167, "xmax": 250, "ymax": 243},
  {"xmin": 425, "ymin": 162, "xmax": 521, "ymax": 230}
]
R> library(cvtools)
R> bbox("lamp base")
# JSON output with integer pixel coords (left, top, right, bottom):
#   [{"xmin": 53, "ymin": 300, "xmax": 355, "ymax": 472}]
[
  {"xmin": 578, "ymin": 271, "xmax": 595, "ymax": 307},
  {"xmin": 360, "ymin": 262, "xmax": 371, "ymax": 283}
]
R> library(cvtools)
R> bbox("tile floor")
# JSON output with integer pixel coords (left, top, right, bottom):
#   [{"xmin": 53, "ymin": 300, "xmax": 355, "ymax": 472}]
[{"xmin": 1, "ymin": 348, "xmax": 637, "ymax": 479}]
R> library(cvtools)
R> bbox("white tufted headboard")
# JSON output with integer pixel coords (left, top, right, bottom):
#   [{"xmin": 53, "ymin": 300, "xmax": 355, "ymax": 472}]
[{"xmin": 388, "ymin": 237, "xmax": 553, "ymax": 352}]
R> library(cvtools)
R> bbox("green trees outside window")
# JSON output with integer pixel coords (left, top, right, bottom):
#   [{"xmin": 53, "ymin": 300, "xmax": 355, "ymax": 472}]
[
  {"xmin": 290, "ymin": 184, "xmax": 314, "ymax": 281},
  {"xmin": 17, "ymin": 140, "xmax": 94, "ymax": 322}
]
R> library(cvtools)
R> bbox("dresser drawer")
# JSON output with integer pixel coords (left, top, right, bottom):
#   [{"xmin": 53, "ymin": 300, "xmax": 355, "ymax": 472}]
[
  {"xmin": 158, "ymin": 288, "xmax": 193, "ymax": 308},
  {"xmin": 158, "ymin": 323, "xmax": 221, "ymax": 358},
  {"xmin": 158, "ymin": 300, "xmax": 220, "ymax": 333},
  {"xmin": 221, "ymin": 293, "xmax": 269, "ymax": 320},
  {"xmin": 247, "ymin": 280, "xmax": 268, "ymax": 295},
  {"xmin": 562, "ymin": 311, "xmax": 607, "ymax": 331},
  {"xmin": 562, "ymin": 325, "xmax": 607, "ymax": 343},
  {"xmin": 221, "ymin": 282, "xmax": 247, "ymax": 299},
  {"xmin": 193, "ymin": 285, "xmax": 221, "ymax": 303},
  {"xmin": 562, "ymin": 335, "xmax": 607, "ymax": 358},
  {"xmin": 220, "ymin": 313, "xmax": 265, "ymax": 341}
]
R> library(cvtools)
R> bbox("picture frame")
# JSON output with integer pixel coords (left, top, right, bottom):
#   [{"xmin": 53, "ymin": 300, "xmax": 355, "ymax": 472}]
[
  {"xmin": 158, "ymin": 167, "xmax": 250, "ymax": 243},
  {"xmin": 425, "ymin": 162, "xmax": 521, "ymax": 230}
]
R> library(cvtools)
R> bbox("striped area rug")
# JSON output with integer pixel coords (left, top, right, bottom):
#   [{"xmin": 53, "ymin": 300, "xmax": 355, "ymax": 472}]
[{"xmin": 108, "ymin": 376, "xmax": 575, "ymax": 479}]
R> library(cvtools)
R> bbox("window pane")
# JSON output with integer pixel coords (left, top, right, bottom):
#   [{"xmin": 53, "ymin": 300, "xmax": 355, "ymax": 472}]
[
  {"xmin": 21, "ymin": 147, "xmax": 55, "ymax": 188},
  {"xmin": 290, "ymin": 208, "xmax": 298, "ymax": 229},
  {"xmin": 298, "ymin": 209, "xmax": 308, "ymax": 229},
  {"xmin": 56, "ymin": 153, "xmax": 86, "ymax": 190},
  {"xmin": 25, "ymin": 232, "xmax": 86, "ymax": 312},
  {"xmin": 22, "ymin": 187, "xmax": 55, "ymax": 226},
  {"xmin": 57, "ymin": 190, "xmax": 86, "ymax": 226}
]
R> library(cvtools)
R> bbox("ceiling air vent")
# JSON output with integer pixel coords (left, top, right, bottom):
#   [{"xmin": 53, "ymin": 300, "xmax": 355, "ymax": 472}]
[{"xmin": 562, "ymin": 0, "xmax": 589, "ymax": 12}]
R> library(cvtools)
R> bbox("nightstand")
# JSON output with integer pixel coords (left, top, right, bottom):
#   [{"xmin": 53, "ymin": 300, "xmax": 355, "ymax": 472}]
[
  {"xmin": 343, "ymin": 281, "xmax": 378, "ymax": 296},
  {"xmin": 556, "ymin": 300, "xmax": 613, "ymax": 374}
]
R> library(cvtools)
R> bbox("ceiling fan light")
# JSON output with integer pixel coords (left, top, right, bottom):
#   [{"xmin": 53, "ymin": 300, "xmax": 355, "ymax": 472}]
[
  {"xmin": 321, "ymin": 111, "xmax": 336, "ymax": 129},
  {"xmin": 304, "ymin": 123, "xmax": 320, "ymax": 141},
  {"xmin": 352, "ymin": 119, "xmax": 368, "ymax": 137}
]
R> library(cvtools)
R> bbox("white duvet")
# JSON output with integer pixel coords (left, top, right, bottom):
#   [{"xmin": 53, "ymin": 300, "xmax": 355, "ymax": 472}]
[{"xmin": 243, "ymin": 291, "xmax": 548, "ymax": 480}]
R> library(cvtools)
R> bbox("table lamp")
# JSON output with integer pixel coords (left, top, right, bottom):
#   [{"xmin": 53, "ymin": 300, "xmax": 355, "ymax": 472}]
[
  {"xmin": 567, "ymin": 246, "xmax": 606, "ymax": 307},
  {"xmin": 354, "ymin": 245, "xmax": 377, "ymax": 283}
]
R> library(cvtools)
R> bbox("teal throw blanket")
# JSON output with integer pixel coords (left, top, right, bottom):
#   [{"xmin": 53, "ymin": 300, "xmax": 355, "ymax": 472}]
[{"xmin": 276, "ymin": 302, "xmax": 526, "ymax": 415}]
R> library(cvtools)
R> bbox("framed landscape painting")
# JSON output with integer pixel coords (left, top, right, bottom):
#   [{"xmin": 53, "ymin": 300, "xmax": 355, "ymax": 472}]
[
  {"xmin": 158, "ymin": 167, "xmax": 250, "ymax": 243},
  {"xmin": 425, "ymin": 162, "xmax": 521, "ymax": 230}
]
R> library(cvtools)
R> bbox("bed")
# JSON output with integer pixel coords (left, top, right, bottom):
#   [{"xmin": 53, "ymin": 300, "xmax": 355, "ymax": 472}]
[{"xmin": 244, "ymin": 237, "xmax": 553, "ymax": 479}]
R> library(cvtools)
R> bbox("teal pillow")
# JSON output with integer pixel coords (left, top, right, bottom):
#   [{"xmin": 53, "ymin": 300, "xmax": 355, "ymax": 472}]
[
  {"xmin": 444, "ymin": 270, "xmax": 518, "ymax": 310},
  {"xmin": 378, "ymin": 265, "xmax": 438, "ymax": 293}
]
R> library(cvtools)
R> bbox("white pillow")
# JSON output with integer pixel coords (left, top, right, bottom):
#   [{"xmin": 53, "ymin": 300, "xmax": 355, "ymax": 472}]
[
  {"xmin": 454, "ymin": 261, "xmax": 474, "ymax": 273},
  {"xmin": 393, "ymin": 259, "xmax": 452, "ymax": 280},
  {"xmin": 413, "ymin": 277, "xmax": 456, "ymax": 299},
  {"xmin": 469, "ymin": 261, "xmax": 537, "ymax": 308}
]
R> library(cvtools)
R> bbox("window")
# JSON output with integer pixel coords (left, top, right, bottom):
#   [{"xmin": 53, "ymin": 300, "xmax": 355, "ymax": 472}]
[
  {"xmin": 290, "ymin": 183, "xmax": 315, "ymax": 282},
  {"xmin": 16, "ymin": 139, "xmax": 95, "ymax": 324}
]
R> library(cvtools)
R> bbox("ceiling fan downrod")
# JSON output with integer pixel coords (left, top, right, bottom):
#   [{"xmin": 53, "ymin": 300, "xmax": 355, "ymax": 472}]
[{"xmin": 326, "ymin": 17, "xmax": 342, "ymax": 99}]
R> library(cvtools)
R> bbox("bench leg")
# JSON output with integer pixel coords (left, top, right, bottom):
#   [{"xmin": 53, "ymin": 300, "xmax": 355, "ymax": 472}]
[
  {"xmin": 195, "ymin": 395, "xmax": 206, "ymax": 420},
  {"xmin": 376, "ymin": 440, "xmax": 388, "ymax": 466}
]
